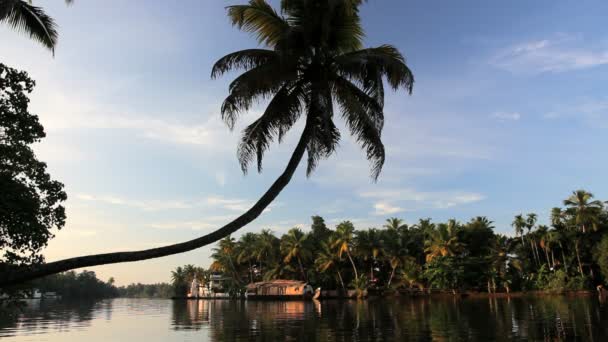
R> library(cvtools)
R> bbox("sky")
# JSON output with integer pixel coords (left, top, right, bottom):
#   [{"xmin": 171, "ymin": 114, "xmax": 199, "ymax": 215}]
[{"xmin": 2, "ymin": 0, "xmax": 608, "ymax": 285}]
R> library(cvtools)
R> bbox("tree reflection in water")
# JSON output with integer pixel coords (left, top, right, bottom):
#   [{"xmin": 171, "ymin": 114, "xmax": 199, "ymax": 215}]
[{"xmin": 171, "ymin": 297, "xmax": 608, "ymax": 341}]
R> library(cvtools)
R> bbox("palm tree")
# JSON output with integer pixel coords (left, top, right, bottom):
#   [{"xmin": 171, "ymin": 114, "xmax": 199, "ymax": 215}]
[
  {"xmin": 280, "ymin": 228, "xmax": 311, "ymax": 281},
  {"xmin": 550, "ymin": 207, "xmax": 570, "ymax": 272},
  {"xmin": 488, "ymin": 236, "xmax": 520, "ymax": 294},
  {"xmin": 171, "ymin": 266, "xmax": 186, "ymax": 286},
  {"xmin": 183, "ymin": 264, "xmax": 197, "ymax": 282},
  {"xmin": 332, "ymin": 221, "xmax": 359, "ymax": 281},
  {"xmin": 210, "ymin": 236, "xmax": 242, "ymax": 283},
  {"xmin": 525, "ymin": 213, "xmax": 542, "ymax": 266},
  {"xmin": 237, "ymin": 232, "xmax": 258, "ymax": 282},
  {"xmin": 383, "ymin": 217, "xmax": 407, "ymax": 231},
  {"xmin": 171, "ymin": 266, "xmax": 188, "ymax": 296},
  {"xmin": 512, "ymin": 214, "xmax": 526, "ymax": 246},
  {"xmin": 564, "ymin": 190, "xmax": 603, "ymax": 233},
  {"xmin": 383, "ymin": 228, "xmax": 409, "ymax": 288},
  {"xmin": 536, "ymin": 225, "xmax": 552, "ymax": 268},
  {"xmin": 354, "ymin": 228, "xmax": 383, "ymax": 282},
  {"xmin": 315, "ymin": 240, "xmax": 346, "ymax": 292},
  {"xmin": 424, "ymin": 219, "xmax": 464, "ymax": 262},
  {"xmin": 0, "ymin": 0, "xmax": 73, "ymax": 53},
  {"xmin": 2, "ymin": 0, "xmax": 414, "ymax": 287},
  {"xmin": 253, "ymin": 229, "xmax": 279, "ymax": 277}
]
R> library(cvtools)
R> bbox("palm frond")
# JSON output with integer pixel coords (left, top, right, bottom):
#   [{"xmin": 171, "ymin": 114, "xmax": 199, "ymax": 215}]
[
  {"xmin": 335, "ymin": 44, "xmax": 414, "ymax": 93},
  {"xmin": 305, "ymin": 85, "xmax": 340, "ymax": 176},
  {"xmin": 0, "ymin": 0, "xmax": 58, "ymax": 53},
  {"xmin": 237, "ymin": 82, "xmax": 304, "ymax": 173},
  {"xmin": 332, "ymin": 76, "xmax": 385, "ymax": 180},
  {"xmin": 220, "ymin": 63, "xmax": 296, "ymax": 129},
  {"xmin": 227, "ymin": 0, "xmax": 289, "ymax": 47},
  {"xmin": 211, "ymin": 49, "xmax": 279, "ymax": 79}
]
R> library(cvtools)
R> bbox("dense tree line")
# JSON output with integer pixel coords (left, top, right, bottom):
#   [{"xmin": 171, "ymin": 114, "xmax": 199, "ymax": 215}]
[
  {"xmin": 203, "ymin": 190, "xmax": 608, "ymax": 295},
  {"xmin": 116, "ymin": 283, "xmax": 174, "ymax": 299},
  {"xmin": 30, "ymin": 270, "xmax": 118, "ymax": 299}
]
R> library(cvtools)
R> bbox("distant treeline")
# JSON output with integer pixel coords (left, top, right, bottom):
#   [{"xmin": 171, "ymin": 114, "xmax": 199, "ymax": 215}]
[
  {"xmin": 200, "ymin": 190, "xmax": 608, "ymax": 295},
  {"xmin": 30, "ymin": 270, "xmax": 119, "ymax": 299},
  {"xmin": 116, "ymin": 283, "xmax": 174, "ymax": 298}
]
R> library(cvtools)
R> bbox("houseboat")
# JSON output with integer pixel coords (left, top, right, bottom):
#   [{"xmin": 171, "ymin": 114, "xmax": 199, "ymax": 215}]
[{"xmin": 245, "ymin": 280, "xmax": 315, "ymax": 300}]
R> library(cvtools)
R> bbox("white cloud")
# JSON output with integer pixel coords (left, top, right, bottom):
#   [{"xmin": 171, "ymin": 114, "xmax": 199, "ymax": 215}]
[
  {"xmin": 490, "ymin": 35, "xmax": 608, "ymax": 73},
  {"xmin": 543, "ymin": 99, "xmax": 608, "ymax": 126},
  {"xmin": 360, "ymin": 188, "xmax": 485, "ymax": 213},
  {"xmin": 373, "ymin": 202, "xmax": 405, "ymax": 216},
  {"xmin": 491, "ymin": 112, "xmax": 521, "ymax": 121},
  {"xmin": 147, "ymin": 216, "xmax": 235, "ymax": 231},
  {"xmin": 74, "ymin": 193, "xmax": 260, "ymax": 212}
]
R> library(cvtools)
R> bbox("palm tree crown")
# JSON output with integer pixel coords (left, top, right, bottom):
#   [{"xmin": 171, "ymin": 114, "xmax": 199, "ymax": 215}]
[
  {"xmin": 0, "ymin": 0, "xmax": 72, "ymax": 53},
  {"xmin": 424, "ymin": 219, "xmax": 464, "ymax": 262},
  {"xmin": 563, "ymin": 189, "xmax": 604, "ymax": 233},
  {"xmin": 212, "ymin": 0, "xmax": 414, "ymax": 179}
]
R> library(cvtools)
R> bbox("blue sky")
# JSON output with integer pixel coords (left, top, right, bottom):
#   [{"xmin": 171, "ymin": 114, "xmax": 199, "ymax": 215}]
[{"xmin": 2, "ymin": 0, "xmax": 608, "ymax": 284}]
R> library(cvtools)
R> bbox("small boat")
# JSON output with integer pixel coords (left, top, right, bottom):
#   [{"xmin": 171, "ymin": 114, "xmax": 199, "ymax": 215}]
[{"xmin": 245, "ymin": 280, "xmax": 314, "ymax": 300}]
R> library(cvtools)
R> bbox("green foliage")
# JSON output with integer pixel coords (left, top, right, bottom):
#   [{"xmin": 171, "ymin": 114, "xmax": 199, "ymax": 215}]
[
  {"xmin": 541, "ymin": 270, "xmax": 589, "ymax": 293},
  {"xmin": 593, "ymin": 235, "xmax": 608, "ymax": 283},
  {"xmin": 31, "ymin": 270, "xmax": 119, "ymax": 299},
  {"xmin": 117, "ymin": 283, "xmax": 174, "ymax": 298},
  {"xmin": 0, "ymin": 63, "xmax": 66, "ymax": 267},
  {"xmin": 423, "ymin": 256, "xmax": 465, "ymax": 291}
]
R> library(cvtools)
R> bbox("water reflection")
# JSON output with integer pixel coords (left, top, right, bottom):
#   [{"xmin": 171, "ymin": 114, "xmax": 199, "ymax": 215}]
[
  {"xmin": 170, "ymin": 296, "xmax": 608, "ymax": 341},
  {"xmin": 1, "ymin": 297, "xmax": 607, "ymax": 341},
  {"xmin": 0, "ymin": 300, "xmax": 107, "ymax": 337}
]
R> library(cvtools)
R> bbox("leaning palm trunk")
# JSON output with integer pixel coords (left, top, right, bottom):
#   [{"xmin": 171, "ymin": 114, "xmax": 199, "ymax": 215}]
[
  {"xmin": 337, "ymin": 269, "xmax": 346, "ymax": 293},
  {"xmin": 297, "ymin": 256, "xmax": 307, "ymax": 282},
  {"xmin": 346, "ymin": 251, "xmax": 359, "ymax": 281},
  {"xmin": 559, "ymin": 241, "xmax": 568, "ymax": 273},
  {"xmin": 574, "ymin": 240, "xmax": 584, "ymax": 276},
  {"xmin": 0, "ymin": 123, "xmax": 312, "ymax": 287},
  {"xmin": 387, "ymin": 266, "xmax": 397, "ymax": 288},
  {"xmin": 543, "ymin": 247, "xmax": 551, "ymax": 270}
]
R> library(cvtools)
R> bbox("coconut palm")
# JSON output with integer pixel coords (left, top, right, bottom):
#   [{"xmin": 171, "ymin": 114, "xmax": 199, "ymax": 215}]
[
  {"xmin": 280, "ymin": 228, "xmax": 311, "ymax": 281},
  {"xmin": 564, "ymin": 190, "xmax": 603, "ymax": 233},
  {"xmin": 315, "ymin": 239, "xmax": 346, "ymax": 292},
  {"xmin": 210, "ymin": 236, "xmax": 242, "ymax": 283},
  {"xmin": 424, "ymin": 219, "xmax": 464, "ymax": 262},
  {"xmin": 170, "ymin": 266, "xmax": 188, "ymax": 296},
  {"xmin": 383, "ymin": 217, "xmax": 407, "ymax": 231},
  {"xmin": 525, "ymin": 213, "xmax": 542, "ymax": 266},
  {"xmin": 395, "ymin": 258, "xmax": 423, "ymax": 290},
  {"xmin": 536, "ymin": 225, "xmax": 552, "ymax": 268},
  {"xmin": 183, "ymin": 264, "xmax": 197, "ymax": 282},
  {"xmin": 253, "ymin": 229, "xmax": 279, "ymax": 276},
  {"xmin": 512, "ymin": 214, "xmax": 526, "ymax": 246},
  {"xmin": 236, "ymin": 232, "xmax": 258, "ymax": 282},
  {"xmin": 488, "ymin": 236, "xmax": 520, "ymax": 293},
  {"xmin": 332, "ymin": 221, "xmax": 359, "ymax": 281},
  {"xmin": 383, "ymin": 229, "xmax": 409, "ymax": 288},
  {"xmin": 354, "ymin": 228, "xmax": 383, "ymax": 281},
  {"xmin": 2, "ymin": 0, "xmax": 414, "ymax": 287},
  {"xmin": 0, "ymin": 0, "xmax": 73, "ymax": 53}
]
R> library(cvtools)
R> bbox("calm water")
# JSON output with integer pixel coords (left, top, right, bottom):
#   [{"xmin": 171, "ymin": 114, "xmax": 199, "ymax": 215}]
[{"xmin": 1, "ymin": 296, "xmax": 607, "ymax": 341}]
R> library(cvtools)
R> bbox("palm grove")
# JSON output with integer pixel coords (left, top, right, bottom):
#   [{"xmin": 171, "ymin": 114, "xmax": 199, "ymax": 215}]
[{"xmin": 184, "ymin": 190, "xmax": 608, "ymax": 296}]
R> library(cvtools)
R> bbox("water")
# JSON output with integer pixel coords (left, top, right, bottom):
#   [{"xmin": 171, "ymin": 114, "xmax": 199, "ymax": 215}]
[{"xmin": 1, "ymin": 296, "xmax": 607, "ymax": 341}]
